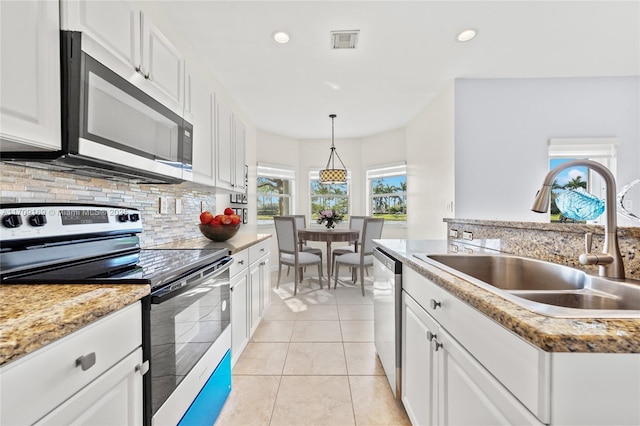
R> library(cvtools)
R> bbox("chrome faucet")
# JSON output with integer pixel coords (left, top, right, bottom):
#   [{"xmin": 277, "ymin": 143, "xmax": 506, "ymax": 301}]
[{"xmin": 531, "ymin": 159, "xmax": 625, "ymax": 279}]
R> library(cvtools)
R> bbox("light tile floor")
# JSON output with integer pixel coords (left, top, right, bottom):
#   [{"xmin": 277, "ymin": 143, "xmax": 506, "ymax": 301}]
[{"xmin": 215, "ymin": 270, "xmax": 410, "ymax": 426}]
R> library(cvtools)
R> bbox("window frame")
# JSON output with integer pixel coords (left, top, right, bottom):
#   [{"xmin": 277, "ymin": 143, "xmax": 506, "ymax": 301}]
[
  {"xmin": 308, "ymin": 169, "xmax": 351, "ymax": 225},
  {"xmin": 256, "ymin": 163, "xmax": 295, "ymax": 225},
  {"xmin": 366, "ymin": 162, "xmax": 407, "ymax": 226}
]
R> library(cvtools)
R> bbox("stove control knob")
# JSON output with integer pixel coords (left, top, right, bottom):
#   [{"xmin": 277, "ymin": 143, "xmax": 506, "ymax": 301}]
[
  {"xmin": 117, "ymin": 214, "xmax": 129, "ymax": 222},
  {"xmin": 2, "ymin": 214, "xmax": 23, "ymax": 228},
  {"xmin": 129, "ymin": 213, "xmax": 140, "ymax": 222},
  {"xmin": 29, "ymin": 214, "xmax": 47, "ymax": 227}
]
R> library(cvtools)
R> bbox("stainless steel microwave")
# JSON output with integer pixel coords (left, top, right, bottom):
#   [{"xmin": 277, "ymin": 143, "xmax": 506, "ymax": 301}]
[{"xmin": 1, "ymin": 31, "xmax": 192, "ymax": 184}]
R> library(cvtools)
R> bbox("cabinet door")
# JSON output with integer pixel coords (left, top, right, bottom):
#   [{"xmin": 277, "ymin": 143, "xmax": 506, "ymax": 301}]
[
  {"xmin": 216, "ymin": 99, "xmax": 234, "ymax": 191},
  {"xmin": 260, "ymin": 256, "xmax": 272, "ymax": 315},
  {"xmin": 233, "ymin": 117, "xmax": 246, "ymax": 192},
  {"xmin": 36, "ymin": 348, "xmax": 143, "ymax": 426},
  {"xmin": 189, "ymin": 71, "xmax": 215, "ymax": 186},
  {"xmin": 0, "ymin": 0, "xmax": 61, "ymax": 152},
  {"xmin": 141, "ymin": 12, "xmax": 184, "ymax": 113},
  {"xmin": 60, "ymin": 0, "xmax": 140, "ymax": 76},
  {"xmin": 402, "ymin": 292, "xmax": 438, "ymax": 426},
  {"xmin": 249, "ymin": 260, "xmax": 262, "ymax": 336},
  {"xmin": 437, "ymin": 329, "xmax": 543, "ymax": 426},
  {"xmin": 230, "ymin": 269, "xmax": 249, "ymax": 367}
]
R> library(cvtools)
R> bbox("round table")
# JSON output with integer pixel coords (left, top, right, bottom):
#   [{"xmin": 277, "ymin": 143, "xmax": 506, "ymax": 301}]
[{"xmin": 298, "ymin": 228, "xmax": 359, "ymax": 283}]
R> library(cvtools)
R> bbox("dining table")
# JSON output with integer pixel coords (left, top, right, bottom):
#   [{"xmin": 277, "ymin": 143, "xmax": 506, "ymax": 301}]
[{"xmin": 298, "ymin": 227, "xmax": 359, "ymax": 284}]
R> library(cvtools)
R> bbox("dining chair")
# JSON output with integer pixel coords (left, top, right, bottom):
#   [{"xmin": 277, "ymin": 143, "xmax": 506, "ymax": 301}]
[
  {"xmin": 331, "ymin": 215, "xmax": 366, "ymax": 272},
  {"xmin": 290, "ymin": 215, "xmax": 323, "ymax": 260},
  {"xmin": 333, "ymin": 217, "xmax": 384, "ymax": 295},
  {"xmin": 274, "ymin": 216, "xmax": 324, "ymax": 295}
]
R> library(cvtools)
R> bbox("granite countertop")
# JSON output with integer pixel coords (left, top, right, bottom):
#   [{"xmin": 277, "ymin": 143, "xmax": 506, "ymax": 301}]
[
  {"xmin": 0, "ymin": 284, "xmax": 150, "ymax": 366},
  {"xmin": 149, "ymin": 229, "xmax": 272, "ymax": 254},
  {"xmin": 375, "ymin": 239, "xmax": 640, "ymax": 354}
]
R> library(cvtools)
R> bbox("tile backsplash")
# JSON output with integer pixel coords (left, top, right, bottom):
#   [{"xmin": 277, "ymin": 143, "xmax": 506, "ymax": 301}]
[{"xmin": 0, "ymin": 163, "xmax": 217, "ymax": 247}]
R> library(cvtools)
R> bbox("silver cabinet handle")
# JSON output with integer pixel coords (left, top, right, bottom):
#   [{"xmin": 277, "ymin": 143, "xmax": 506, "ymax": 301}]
[
  {"xmin": 430, "ymin": 299, "xmax": 441, "ymax": 310},
  {"xmin": 427, "ymin": 331, "xmax": 437, "ymax": 342},
  {"xmin": 135, "ymin": 360, "xmax": 150, "ymax": 376},
  {"xmin": 135, "ymin": 65, "xmax": 145, "ymax": 75},
  {"xmin": 76, "ymin": 352, "xmax": 96, "ymax": 371},
  {"xmin": 434, "ymin": 341, "xmax": 444, "ymax": 352},
  {"xmin": 238, "ymin": 260, "xmax": 244, "ymax": 265}
]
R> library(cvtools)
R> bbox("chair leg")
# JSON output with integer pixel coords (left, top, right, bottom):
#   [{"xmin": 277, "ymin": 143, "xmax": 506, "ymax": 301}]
[
  {"xmin": 277, "ymin": 263, "xmax": 282, "ymax": 289},
  {"xmin": 360, "ymin": 264, "xmax": 365, "ymax": 296},
  {"xmin": 293, "ymin": 267, "xmax": 298, "ymax": 296},
  {"xmin": 318, "ymin": 264, "xmax": 323, "ymax": 289},
  {"xmin": 286, "ymin": 265, "xmax": 290, "ymax": 276},
  {"xmin": 334, "ymin": 263, "xmax": 340, "ymax": 289}
]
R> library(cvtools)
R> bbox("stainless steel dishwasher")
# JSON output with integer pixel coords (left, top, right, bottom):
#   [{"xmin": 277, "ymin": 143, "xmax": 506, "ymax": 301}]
[{"xmin": 373, "ymin": 247, "xmax": 402, "ymax": 399}]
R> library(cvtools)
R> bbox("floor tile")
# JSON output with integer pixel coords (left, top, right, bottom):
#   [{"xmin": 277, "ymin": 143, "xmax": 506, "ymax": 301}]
[
  {"xmin": 291, "ymin": 320, "xmax": 342, "ymax": 342},
  {"xmin": 262, "ymin": 304, "xmax": 297, "ymax": 321},
  {"xmin": 338, "ymin": 304, "xmax": 374, "ymax": 320},
  {"xmin": 341, "ymin": 321, "xmax": 374, "ymax": 342},
  {"xmin": 296, "ymin": 303, "xmax": 340, "ymax": 320},
  {"xmin": 349, "ymin": 375, "xmax": 410, "ymax": 425},
  {"xmin": 344, "ymin": 342, "xmax": 385, "ymax": 376},
  {"xmin": 270, "ymin": 376, "xmax": 355, "ymax": 426},
  {"xmin": 335, "ymin": 288, "xmax": 374, "ymax": 305},
  {"xmin": 251, "ymin": 320, "xmax": 295, "ymax": 342},
  {"xmin": 214, "ymin": 375, "xmax": 280, "ymax": 426},
  {"xmin": 233, "ymin": 342, "xmax": 289, "ymax": 375},
  {"xmin": 283, "ymin": 342, "xmax": 347, "ymax": 375}
]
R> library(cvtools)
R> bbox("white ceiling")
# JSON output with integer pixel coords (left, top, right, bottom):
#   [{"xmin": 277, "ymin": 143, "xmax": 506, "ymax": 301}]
[{"xmin": 157, "ymin": 1, "xmax": 640, "ymax": 139}]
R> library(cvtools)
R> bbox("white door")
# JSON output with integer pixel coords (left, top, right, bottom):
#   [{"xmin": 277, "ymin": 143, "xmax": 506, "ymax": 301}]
[
  {"xmin": 0, "ymin": 0, "xmax": 61, "ymax": 152},
  {"xmin": 233, "ymin": 117, "xmax": 246, "ymax": 192},
  {"xmin": 249, "ymin": 260, "xmax": 262, "ymax": 336},
  {"xmin": 36, "ymin": 349, "xmax": 143, "ymax": 426},
  {"xmin": 216, "ymin": 99, "xmax": 234, "ymax": 191},
  {"xmin": 402, "ymin": 292, "xmax": 438, "ymax": 426},
  {"xmin": 141, "ymin": 12, "xmax": 184, "ymax": 114},
  {"xmin": 260, "ymin": 256, "xmax": 272, "ymax": 315},
  {"xmin": 437, "ymin": 329, "xmax": 543, "ymax": 426},
  {"xmin": 189, "ymin": 71, "xmax": 215, "ymax": 186},
  {"xmin": 230, "ymin": 270, "xmax": 249, "ymax": 366}
]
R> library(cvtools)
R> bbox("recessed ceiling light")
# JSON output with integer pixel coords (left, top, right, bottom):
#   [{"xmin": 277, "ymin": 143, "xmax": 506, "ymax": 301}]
[
  {"xmin": 272, "ymin": 31, "xmax": 290, "ymax": 44},
  {"xmin": 457, "ymin": 28, "xmax": 478, "ymax": 42}
]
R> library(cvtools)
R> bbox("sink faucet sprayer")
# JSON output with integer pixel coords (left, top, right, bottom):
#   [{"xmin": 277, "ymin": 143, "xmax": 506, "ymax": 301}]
[{"xmin": 531, "ymin": 159, "xmax": 625, "ymax": 280}]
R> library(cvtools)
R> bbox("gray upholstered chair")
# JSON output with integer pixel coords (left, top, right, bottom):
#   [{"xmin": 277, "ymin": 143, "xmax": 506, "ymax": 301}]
[
  {"xmin": 333, "ymin": 217, "xmax": 384, "ymax": 295},
  {"xmin": 331, "ymin": 215, "xmax": 366, "ymax": 272},
  {"xmin": 274, "ymin": 216, "xmax": 324, "ymax": 295},
  {"xmin": 290, "ymin": 215, "xmax": 323, "ymax": 260}
]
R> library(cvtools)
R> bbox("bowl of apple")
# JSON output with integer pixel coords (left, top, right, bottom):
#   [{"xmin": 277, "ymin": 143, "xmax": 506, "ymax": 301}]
[{"xmin": 198, "ymin": 208, "xmax": 241, "ymax": 242}]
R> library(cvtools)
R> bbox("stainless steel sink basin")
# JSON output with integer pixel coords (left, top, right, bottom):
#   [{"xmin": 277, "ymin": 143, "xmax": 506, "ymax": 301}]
[{"xmin": 415, "ymin": 253, "xmax": 640, "ymax": 318}]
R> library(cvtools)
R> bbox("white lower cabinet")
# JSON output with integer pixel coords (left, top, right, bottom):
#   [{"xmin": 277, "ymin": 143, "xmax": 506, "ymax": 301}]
[
  {"xmin": 402, "ymin": 293, "xmax": 541, "ymax": 426},
  {"xmin": 0, "ymin": 303, "xmax": 144, "ymax": 426},
  {"xmin": 230, "ymin": 238, "xmax": 272, "ymax": 367}
]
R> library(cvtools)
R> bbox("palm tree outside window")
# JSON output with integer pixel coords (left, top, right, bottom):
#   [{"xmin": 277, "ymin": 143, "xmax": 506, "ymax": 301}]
[{"xmin": 366, "ymin": 163, "xmax": 407, "ymax": 224}]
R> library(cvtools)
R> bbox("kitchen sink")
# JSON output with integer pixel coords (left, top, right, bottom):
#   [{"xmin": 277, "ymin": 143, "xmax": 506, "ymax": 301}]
[{"xmin": 415, "ymin": 253, "xmax": 640, "ymax": 318}]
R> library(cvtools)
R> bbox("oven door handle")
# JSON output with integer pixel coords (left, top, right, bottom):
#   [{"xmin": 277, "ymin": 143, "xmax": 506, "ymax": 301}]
[{"xmin": 150, "ymin": 256, "xmax": 232, "ymax": 304}]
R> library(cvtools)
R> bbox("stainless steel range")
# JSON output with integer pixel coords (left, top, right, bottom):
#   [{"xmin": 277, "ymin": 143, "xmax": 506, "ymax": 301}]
[{"xmin": 0, "ymin": 203, "xmax": 232, "ymax": 426}]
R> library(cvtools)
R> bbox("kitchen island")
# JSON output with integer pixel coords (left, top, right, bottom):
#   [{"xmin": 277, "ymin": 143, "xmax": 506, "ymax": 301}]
[{"xmin": 375, "ymin": 238, "xmax": 640, "ymax": 426}]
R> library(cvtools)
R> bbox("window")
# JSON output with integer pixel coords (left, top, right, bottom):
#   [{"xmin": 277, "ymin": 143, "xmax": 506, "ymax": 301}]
[
  {"xmin": 257, "ymin": 163, "xmax": 295, "ymax": 224},
  {"xmin": 309, "ymin": 170, "xmax": 350, "ymax": 221},
  {"xmin": 367, "ymin": 162, "xmax": 407, "ymax": 223},
  {"xmin": 548, "ymin": 138, "xmax": 617, "ymax": 224}
]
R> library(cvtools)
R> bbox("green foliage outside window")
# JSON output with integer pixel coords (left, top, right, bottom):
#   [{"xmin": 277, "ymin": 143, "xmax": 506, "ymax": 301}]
[
  {"xmin": 371, "ymin": 178, "xmax": 406, "ymax": 222},
  {"xmin": 310, "ymin": 180, "xmax": 349, "ymax": 220},
  {"xmin": 257, "ymin": 176, "xmax": 291, "ymax": 220}
]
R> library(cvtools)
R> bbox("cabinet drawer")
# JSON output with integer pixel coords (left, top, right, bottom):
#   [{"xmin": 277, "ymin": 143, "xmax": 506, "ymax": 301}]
[
  {"xmin": 0, "ymin": 303, "xmax": 142, "ymax": 426},
  {"xmin": 249, "ymin": 239, "xmax": 270, "ymax": 264},
  {"xmin": 403, "ymin": 266, "xmax": 550, "ymax": 423},
  {"xmin": 230, "ymin": 249, "xmax": 249, "ymax": 277}
]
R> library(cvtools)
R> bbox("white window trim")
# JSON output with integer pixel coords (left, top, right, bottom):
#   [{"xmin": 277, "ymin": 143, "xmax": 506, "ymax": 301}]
[
  {"xmin": 366, "ymin": 162, "xmax": 407, "ymax": 226},
  {"xmin": 548, "ymin": 138, "xmax": 618, "ymax": 225},
  {"xmin": 257, "ymin": 163, "xmax": 295, "ymax": 225}
]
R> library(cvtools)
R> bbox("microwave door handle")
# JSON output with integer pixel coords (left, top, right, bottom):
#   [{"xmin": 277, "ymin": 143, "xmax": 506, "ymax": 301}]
[{"xmin": 151, "ymin": 257, "xmax": 232, "ymax": 304}]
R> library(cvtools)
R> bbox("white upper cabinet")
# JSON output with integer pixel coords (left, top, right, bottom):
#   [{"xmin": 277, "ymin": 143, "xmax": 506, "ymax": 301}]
[
  {"xmin": 0, "ymin": 0, "xmax": 61, "ymax": 152},
  {"xmin": 216, "ymin": 99, "xmax": 234, "ymax": 191},
  {"xmin": 141, "ymin": 12, "xmax": 184, "ymax": 111},
  {"xmin": 189, "ymin": 68, "xmax": 216, "ymax": 186},
  {"xmin": 233, "ymin": 118, "xmax": 247, "ymax": 192},
  {"xmin": 61, "ymin": 0, "xmax": 184, "ymax": 116}
]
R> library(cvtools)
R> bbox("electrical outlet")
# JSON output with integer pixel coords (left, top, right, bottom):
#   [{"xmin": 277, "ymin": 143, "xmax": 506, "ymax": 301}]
[
  {"xmin": 175, "ymin": 199, "xmax": 182, "ymax": 214},
  {"xmin": 462, "ymin": 231, "xmax": 473, "ymax": 240},
  {"xmin": 449, "ymin": 229, "xmax": 458, "ymax": 238},
  {"xmin": 159, "ymin": 197, "xmax": 169, "ymax": 214}
]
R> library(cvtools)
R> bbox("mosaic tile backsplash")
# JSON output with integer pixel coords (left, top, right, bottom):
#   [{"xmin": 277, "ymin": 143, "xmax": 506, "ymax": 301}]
[
  {"xmin": 0, "ymin": 163, "xmax": 218, "ymax": 248},
  {"xmin": 445, "ymin": 218, "xmax": 640, "ymax": 281}
]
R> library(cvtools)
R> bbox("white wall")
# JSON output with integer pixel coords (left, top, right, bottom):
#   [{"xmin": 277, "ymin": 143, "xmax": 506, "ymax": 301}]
[
  {"xmin": 405, "ymin": 82, "xmax": 456, "ymax": 239},
  {"xmin": 455, "ymin": 76, "xmax": 640, "ymax": 223}
]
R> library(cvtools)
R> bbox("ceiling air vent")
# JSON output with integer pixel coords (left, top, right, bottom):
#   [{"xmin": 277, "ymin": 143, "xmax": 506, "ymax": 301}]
[{"xmin": 330, "ymin": 30, "xmax": 359, "ymax": 49}]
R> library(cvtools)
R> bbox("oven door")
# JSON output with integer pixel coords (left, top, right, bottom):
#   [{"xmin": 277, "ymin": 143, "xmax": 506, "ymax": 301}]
[{"xmin": 149, "ymin": 256, "xmax": 231, "ymax": 425}]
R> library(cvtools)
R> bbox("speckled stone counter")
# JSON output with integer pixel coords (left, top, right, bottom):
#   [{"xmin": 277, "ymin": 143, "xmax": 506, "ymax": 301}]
[
  {"xmin": 0, "ymin": 284, "xmax": 150, "ymax": 366},
  {"xmin": 148, "ymin": 228, "xmax": 271, "ymax": 254},
  {"xmin": 375, "ymin": 239, "xmax": 640, "ymax": 354}
]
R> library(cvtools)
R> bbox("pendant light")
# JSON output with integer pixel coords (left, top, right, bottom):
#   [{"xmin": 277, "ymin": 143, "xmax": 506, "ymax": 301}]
[{"xmin": 319, "ymin": 114, "xmax": 347, "ymax": 183}]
